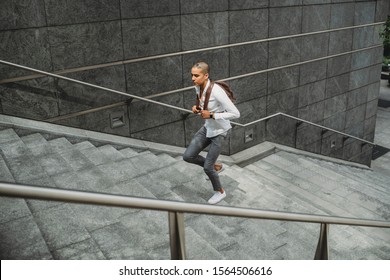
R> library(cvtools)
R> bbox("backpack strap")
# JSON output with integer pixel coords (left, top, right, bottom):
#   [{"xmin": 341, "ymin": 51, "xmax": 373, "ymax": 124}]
[
  {"xmin": 196, "ymin": 93, "xmax": 200, "ymax": 110},
  {"xmin": 202, "ymin": 80, "xmax": 214, "ymax": 111}
]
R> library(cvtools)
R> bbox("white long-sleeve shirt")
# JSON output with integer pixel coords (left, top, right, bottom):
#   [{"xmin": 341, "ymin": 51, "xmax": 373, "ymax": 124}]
[{"xmin": 195, "ymin": 79, "xmax": 240, "ymax": 138}]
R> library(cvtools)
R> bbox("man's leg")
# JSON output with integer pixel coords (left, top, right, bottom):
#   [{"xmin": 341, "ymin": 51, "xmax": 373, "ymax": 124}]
[
  {"xmin": 205, "ymin": 133, "xmax": 228, "ymax": 204},
  {"xmin": 183, "ymin": 127, "xmax": 210, "ymax": 167},
  {"xmin": 203, "ymin": 133, "xmax": 226, "ymax": 191}
]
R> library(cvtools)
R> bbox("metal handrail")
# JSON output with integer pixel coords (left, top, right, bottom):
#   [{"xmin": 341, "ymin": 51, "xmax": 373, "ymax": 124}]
[
  {"xmin": 244, "ymin": 112, "xmax": 376, "ymax": 146},
  {"xmin": 0, "ymin": 59, "xmax": 193, "ymax": 115},
  {"xmin": 0, "ymin": 58, "xmax": 377, "ymax": 147},
  {"xmin": 2, "ymin": 182, "xmax": 387, "ymax": 227},
  {"xmin": 0, "ymin": 21, "xmax": 383, "ymax": 85},
  {"xmin": 1, "ymin": 182, "xmax": 389, "ymax": 260}
]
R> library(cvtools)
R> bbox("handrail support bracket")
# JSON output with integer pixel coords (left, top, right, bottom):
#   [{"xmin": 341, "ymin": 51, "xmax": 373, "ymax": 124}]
[
  {"xmin": 168, "ymin": 211, "xmax": 186, "ymax": 260},
  {"xmin": 314, "ymin": 223, "xmax": 329, "ymax": 260}
]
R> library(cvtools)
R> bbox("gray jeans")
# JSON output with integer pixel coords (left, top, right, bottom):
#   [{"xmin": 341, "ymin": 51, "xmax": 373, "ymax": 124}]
[{"xmin": 183, "ymin": 126, "xmax": 228, "ymax": 191}]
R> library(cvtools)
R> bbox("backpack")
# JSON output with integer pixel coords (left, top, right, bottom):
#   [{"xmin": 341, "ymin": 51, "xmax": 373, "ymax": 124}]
[{"xmin": 196, "ymin": 80, "xmax": 236, "ymax": 110}]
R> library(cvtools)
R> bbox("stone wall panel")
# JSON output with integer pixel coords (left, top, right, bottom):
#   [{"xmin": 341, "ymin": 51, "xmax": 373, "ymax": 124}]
[
  {"xmin": 122, "ymin": 16, "xmax": 181, "ymax": 59},
  {"xmin": 269, "ymin": 38, "xmax": 301, "ymax": 68},
  {"xmin": 229, "ymin": 9, "xmax": 268, "ymax": 43},
  {"xmin": 44, "ymin": 0, "xmax": 120, "ymax": 26},
  {"xmin": 181, "ymin": 12, "xmax": 229, "ymax": 50},
  {"xmin": 230, "ymin": 43, "xmax": 268, "ymax": 76},
  {"xmin": 180, "ymin": 0, "xmax": 228, "ymax": 14},
  {"xmin": 125, "ymin": 57, "xmax": 183, "ymax": 97},
  {"xmin": 299, "ymin": 80, "xmax": 326, "ymax": 107},
  {"xmin": 269, "ymin": 7, "xmax": 302, "ymax": 37},
  {"xmin": 302, "ymin": 4, "xmax": 331, "ymax": 32},
  {"xmin": 48, "ymin": 21, "xmax": 123, "ymax": 70},
  {"xmin": 120, "ymin": 0, "xmax": 180, "ymax": 18},
  {"xmin": 131, "ymin": 120, "xmax": 186, "ymax": 147},
  {"xmin": 0, "ymin": 28, "xmax": 52, "ymax": 78},
  {"xmin": 0, "ymin": 0, "xmax": 46, "ymax": 30},
  {"xmin": 229, "ymin": 0, "xmax": 269, "ymax": 10},
  {"xmin": 0, "ymin": 0, "xmax": 383, "ymax": 164},
  {"xmin": 129, "ymin": 94, "xmax": 184, "ymax": 134}
]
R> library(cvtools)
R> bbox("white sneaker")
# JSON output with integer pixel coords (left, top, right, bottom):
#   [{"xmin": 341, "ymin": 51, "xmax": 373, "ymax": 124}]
[{"xmin": 208, "ymin": 191, "xmax": 226, "ymax": 205}]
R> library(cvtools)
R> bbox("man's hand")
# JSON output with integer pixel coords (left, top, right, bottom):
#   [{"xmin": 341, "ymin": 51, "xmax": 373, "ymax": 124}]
[
  {"xmin": 201, "ymin": 110, "xmax": 211, "ymax": 119},
  {"xmin": 192, "ymin": 105, "xmax": 201, "ymax": 114}
]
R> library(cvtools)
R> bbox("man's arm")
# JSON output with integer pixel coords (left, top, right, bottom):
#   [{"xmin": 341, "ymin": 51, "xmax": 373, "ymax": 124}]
[{"xmin": 212, "ymin": 86, "xmax": 240, "ymax": 120}]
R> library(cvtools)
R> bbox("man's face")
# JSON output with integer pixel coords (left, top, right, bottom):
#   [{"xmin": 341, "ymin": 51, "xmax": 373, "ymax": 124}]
[{"xmin": 191, "ymin": 67, "xmax": 208, "ymax": 87}]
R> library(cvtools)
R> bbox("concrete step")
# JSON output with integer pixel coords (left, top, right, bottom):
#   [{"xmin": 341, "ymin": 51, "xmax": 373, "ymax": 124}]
[
  {"xmin": 97, "ymin": 144, "xmax": 126, "ymax": 162},
  {"xmin": 0, "ymin": 128, "xmax": 234, "ymax": 260},
  {"xmin": 248, "ymin": 156, "xmax": 374, "ymax": 219},
  {"xmin": 282, "ymin": 150, "xmax": 389, "ymax": 193},
  {"xmin": 22, "ymin": 133, "xmax": 74, "ymax": 177},
  {"xmin": 185, "ymin": 214, "xmax": 237, "ymax": 253},
  {"xmin": 40, "ymin": 137, "xmax": 95, "ymax": 172},
  {"xmin": 0, "ymin": 155, "xmax": 14, "ymax": 183},
  {"xmin": 21, "ymin": 133, "xmax": 56, "ymax": 156},
  {"xmin": 48, "ymin": 137, "xmax": 74, "ymax": 152},
  {"xmin": 185, "ymin": 226, "xmax": 225, "ymax": 259},
  {"xmin": 372, "ymin": 154, "xmax": 390, "ymax": 178},
  {"xmin": 0, "ymin": 133, "xmax": 47, "ymax": 183},
  {"xmin": 73, "ymin": 141, "xmax": 121, "ymax": 166},
  {"xmin": 244, "ymin": 151, "xmax": 390, "ymax": 259},
  {"xmin": 226, "ymin": 166, "xmax": 328, "ymax": 257},
  {"xmin": 213, "ymin": 164, "xmax": 323, "ymax": 259},
  {"xmin": 1, "ymin": 127, "xmax": 389, "ymax": 260},
  {"xmin": 0, "ymin": 212, "xmax": 52, "ymax": 259},
  {"xmin": 88, "ymin": 218, "xmax": 154, "ymax": 259},
  {"xmin": 201, "ymin": 214, "xmax": 289, "ymax": 259},
  {"xmin": 119, "ymin": 147, "xmax": 139, "ymax": 158},
  {"xmin": 265, "ymin": 151, "xmax": 390, "ymax": 220},
  {"xmin": 238, "ymin": 164, "xmax": 338, "ymax": 216},
  {"xmin": 311, "ymin": 155, "xmax": 389, "ymax": 193}
]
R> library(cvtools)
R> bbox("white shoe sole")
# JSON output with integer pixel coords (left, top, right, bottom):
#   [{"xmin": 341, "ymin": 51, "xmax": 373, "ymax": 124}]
[{"xmin": 208, "ymin": 191, "xmax": 226, "ymax": 205}]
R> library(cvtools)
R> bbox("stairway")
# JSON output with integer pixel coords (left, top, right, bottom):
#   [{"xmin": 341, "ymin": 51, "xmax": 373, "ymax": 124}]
[{"xmin": 0, "ymin": 127, "xmax": 389, "ymax": 260}]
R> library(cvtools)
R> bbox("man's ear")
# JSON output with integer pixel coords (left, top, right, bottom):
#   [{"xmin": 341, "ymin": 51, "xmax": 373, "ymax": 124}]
[{"xmin": 205, "ymin": 73, "xmax": 209, "ymax": 79}]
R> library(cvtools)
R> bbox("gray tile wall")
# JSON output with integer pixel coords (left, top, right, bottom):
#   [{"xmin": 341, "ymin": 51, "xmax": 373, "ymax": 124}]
[{"xmin": 0, "ymin": 0, "xmax": 387, "ymax": 165}]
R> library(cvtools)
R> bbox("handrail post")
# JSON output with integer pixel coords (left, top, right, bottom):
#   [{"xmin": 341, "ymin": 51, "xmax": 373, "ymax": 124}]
[
  {"xmin": 168, "ymin": 211, "xmax": 186, "ymax": 260},
  {"xmin": 314, "ymin": 223, "xmax": 329, "ymax": 260}
]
